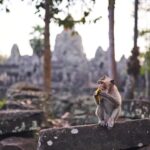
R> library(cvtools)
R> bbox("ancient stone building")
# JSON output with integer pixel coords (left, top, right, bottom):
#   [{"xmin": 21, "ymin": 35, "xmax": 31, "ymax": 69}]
[
  {"xmin": 0, "ymin": 30, "xmax": 127, "ymax": 96},
  {"xmin": 0, "ymin": 44, "xmax": 43, "ymax": 86},
  {"xmin": 89, "ymin": 46, "xmax": 109, "ymax": 83},
  {"xmin": 52, "ymin": 28, "xmax": 89, "ymax": 92}
]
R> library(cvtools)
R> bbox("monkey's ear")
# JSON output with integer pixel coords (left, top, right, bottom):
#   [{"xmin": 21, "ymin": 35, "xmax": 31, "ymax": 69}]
[
  {"xmin": 97, "ymin": 80, "xmax": 100, "ymax": 84},
  {"xmin": 110, "ymin": 79, "xmax": 115, "ymax": 84},
  {"xmin": 101, "ymin": 75, "xmax": 107, "ymax": 80}
]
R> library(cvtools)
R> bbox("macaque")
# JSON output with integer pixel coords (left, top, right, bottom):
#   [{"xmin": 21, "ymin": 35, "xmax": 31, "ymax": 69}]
[{"xmin": 94, "ymin": 75, "xmax": 122, "ymax": 128}]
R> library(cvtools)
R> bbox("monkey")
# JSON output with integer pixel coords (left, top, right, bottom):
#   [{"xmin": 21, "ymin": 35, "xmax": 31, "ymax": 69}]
[{"xmin": 94, "ymin": 75, "xmax": 122, "ymax": 128}]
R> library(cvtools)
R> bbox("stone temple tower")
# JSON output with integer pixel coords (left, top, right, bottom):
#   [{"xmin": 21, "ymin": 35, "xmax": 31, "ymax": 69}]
[{"xmin": 52, "ymin": 15, "xmax": 89, "ymax": 92}]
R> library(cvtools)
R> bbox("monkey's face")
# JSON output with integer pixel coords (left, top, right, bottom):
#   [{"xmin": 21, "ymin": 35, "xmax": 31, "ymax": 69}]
[{"xmin": 97, "ymin": 76, "xmax": 114, "ymax": 91}]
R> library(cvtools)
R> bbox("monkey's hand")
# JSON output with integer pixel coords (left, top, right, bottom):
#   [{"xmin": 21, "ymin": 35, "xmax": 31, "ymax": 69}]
[
  {"xmin": 95, "ymin": 88, "xmax": 101, "ymax": 95},
  {"xmin": 94, "ymin": 88, "xmax": 102, "ymax": 105}
]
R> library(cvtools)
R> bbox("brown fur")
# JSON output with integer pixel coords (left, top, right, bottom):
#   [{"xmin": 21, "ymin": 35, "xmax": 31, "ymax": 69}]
[{"xmin": 95, "ymin": 75, "xmax": 122, "ymax": 128}]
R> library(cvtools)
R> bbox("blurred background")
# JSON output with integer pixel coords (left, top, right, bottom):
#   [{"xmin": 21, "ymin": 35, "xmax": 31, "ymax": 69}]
[{"xmin": 0, "ymin": 0, "xmax": 150, "ymax": 149}]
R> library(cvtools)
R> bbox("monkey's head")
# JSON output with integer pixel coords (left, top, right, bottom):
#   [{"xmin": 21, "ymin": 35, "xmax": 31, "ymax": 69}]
[{"xmin": 97, "ymin": 75, "xmax": 115, "ymax": 91}]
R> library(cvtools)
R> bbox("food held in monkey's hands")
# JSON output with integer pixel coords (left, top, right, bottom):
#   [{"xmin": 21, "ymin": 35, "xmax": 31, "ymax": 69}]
[{"xmin": 94, "ymin": 88, "xmax": 102, "ymax": 105}]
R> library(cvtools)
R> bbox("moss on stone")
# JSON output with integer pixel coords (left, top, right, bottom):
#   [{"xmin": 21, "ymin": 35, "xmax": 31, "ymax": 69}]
[{"xmin": 0, "ymin": 99, "xmax": 6, "ymax": 109}]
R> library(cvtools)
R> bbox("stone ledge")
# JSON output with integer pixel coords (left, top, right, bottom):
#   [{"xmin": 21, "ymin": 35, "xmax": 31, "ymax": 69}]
[
  {"xmin": 0, "ymin": 137, "xmax": 36, "ymax": 150},
  {"xmin": 38, "ymin": 119, "xmax": 150, "ymax": 150},
  {"xmin": 0, "ymin": 110, "xmax": 43, "ymax": 135}
]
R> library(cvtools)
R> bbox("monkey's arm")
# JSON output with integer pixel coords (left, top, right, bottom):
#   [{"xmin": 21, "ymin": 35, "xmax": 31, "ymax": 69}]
[
  {"xmin": 99, "ymin": 92, "xmax": 120, "ymax": 107},
  {"xmin": 94, "ymin": 94, "xmax": 100, "ymax": 105}
]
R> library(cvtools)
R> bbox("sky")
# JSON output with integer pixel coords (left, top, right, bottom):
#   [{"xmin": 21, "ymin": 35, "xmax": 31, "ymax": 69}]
[{"xmin": 0, "ymin": 0, "xmax": 149, "ymax": 61}]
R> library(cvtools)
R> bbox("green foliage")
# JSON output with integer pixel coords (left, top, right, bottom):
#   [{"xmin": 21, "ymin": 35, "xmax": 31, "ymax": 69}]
[
  {"xmin": 55, "ymin": 13, "xmax": 95, "ymax": 28},
  {"xmin": 31, "ymin": 25, "xmax": 44, "ymax": 35},
  {"xmin": 35, "ymin": 0, "xmax": 99, "ymax": 27},
  {"xmin": 0, "ymin": 99, "xmax": 6, "ymax": 109},
  {"xmin": 0, "ymin": 0, "xmax": 10, "ymax": 12},
  {"xmin": 93, "ymin": 16, "xmax": 102, "ymax": 23},
  {"xmin": 139, "ymin": 23, "xmax": 150, "ymax": 75},
  {"xmin": 30, "ymin": 38, "xmax": 44, "ymax": 57},
  {"xmin": 0, "ymin": 0, "xmax": 100, "ymax": 26},
  {"xmin": 0, "ymin": 0, "xmax": 4, "ymax": 4},
  {"xmin": 30, "ymin": 25, "xmax": 44, "ymax": 57},
  {"xmin": 140, "ymin": 49, "xmax": 150, "ymax": 75},
  {"xmin": 139, "ymin": 29, "xmax": 150, "ymax": 36},
  {"xmin": 57, "ymin": 14, "xmax": 75, "ymax": 28}
]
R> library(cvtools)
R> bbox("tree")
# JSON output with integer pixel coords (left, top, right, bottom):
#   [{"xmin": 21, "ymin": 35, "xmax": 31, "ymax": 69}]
[
  {"xmin": 140, "ymin": 50, "xmax": 150, "ymax": 98},
  {"xmin": 43, "ymin": 0, "xmax": 51, "ymax": 93},
  {"xmin": 139, "ymin": 0, "xmax": 150, "ymax": 98},
  {"xmin": 108, "ymin": 0, "xmax": 117, "ymax": 82},
  {"xmin": 30, "ymin": 25, "xmax": 44, "ymax": 57},
  {"xmin": 124, "ymin": 0, "xmax": 140, "ymax": 99},
  {"xmin": 140, "ymin": 31, "xmax": 150, "ymax": 98}
]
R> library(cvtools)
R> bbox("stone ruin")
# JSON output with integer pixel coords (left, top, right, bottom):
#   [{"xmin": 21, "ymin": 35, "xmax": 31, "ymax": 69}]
[
  {"xmin": 0, "ymin": 29, "xmax": 127, "ymax": 98},
  {"xmin": 0, "ymin": 84, "xmax": 44, "ymax": 150},
  {"xmin": 0, "ymin": 44, "xmax": 43, "ymax": 98},
  {"xmin": 5, "ymin": 44, "xmax": 43, "ymax": 85},
  {"xmin": 0, "ymin": 29, "xmax": 127, "ymax": 150},
  {"xmin": 52, "ymin": 29, "xmax": 89, "ymax": 93},
  {"xmin": 1, "ymin": 30, "xmax": 150, "ymax": 150}
]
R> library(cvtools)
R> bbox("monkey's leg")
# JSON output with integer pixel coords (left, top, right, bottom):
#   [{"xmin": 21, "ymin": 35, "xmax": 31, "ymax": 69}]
[
  {"xmin": 106, "ymin": 107, "xmax": 121, "ymax": 128},
  {"xmin": 95, "ymin": 103, "xmax": 106, "ymax": 126}
]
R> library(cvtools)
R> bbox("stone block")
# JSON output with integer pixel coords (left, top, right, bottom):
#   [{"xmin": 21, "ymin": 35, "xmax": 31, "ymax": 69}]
[
  {"xmin": 0, "ymin": 137, "xmax": 36, "ymax": 150},
  {"xmin": 0, "ymin": 110, "xmax": 43, "ymax": 135},
  {"xmin": 38, "ymin": 119, "xmax": 150, "ymax": 150}
]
